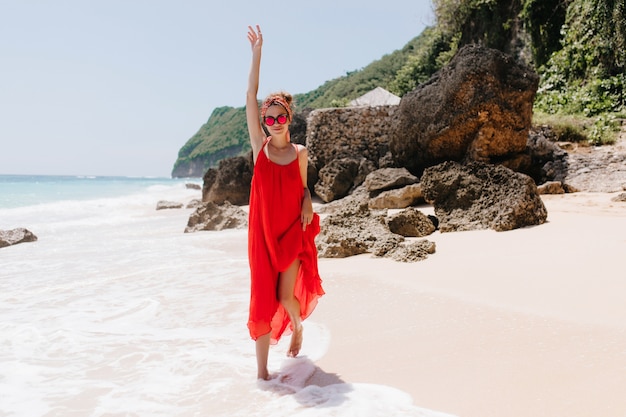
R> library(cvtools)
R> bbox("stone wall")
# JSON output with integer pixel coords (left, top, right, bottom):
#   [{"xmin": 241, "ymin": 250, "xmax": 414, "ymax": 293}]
[{"xmin": 306, "ymin": 105, "xmax": 398, "ymax": 171}]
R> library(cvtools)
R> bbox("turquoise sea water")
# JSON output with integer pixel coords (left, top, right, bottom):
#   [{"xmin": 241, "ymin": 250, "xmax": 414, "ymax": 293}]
[
  {"xmin": 0, "ymin": 174, "xmax": 452, "ymax": 417},
  {"xmin": 0, "ymin": 174, "xmax": 197, "ymax": 209}
]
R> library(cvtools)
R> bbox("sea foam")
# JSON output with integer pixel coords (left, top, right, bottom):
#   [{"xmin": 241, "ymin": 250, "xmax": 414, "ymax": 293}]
[{"xmin": 0, "ymin": 181, "xmax": 453, "ymax": 416}]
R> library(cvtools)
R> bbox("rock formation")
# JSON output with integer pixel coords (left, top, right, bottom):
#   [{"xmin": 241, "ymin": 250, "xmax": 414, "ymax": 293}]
[
  {"xmin": 184, "ymin": 42, "xmax": 625, "ymax": 262},
  {"xmin": 184, "ymin": 201, "xmax": 248, "ymax": 233},
  {"xmin": 202, "ymin": 153, "xmax": 253, "ymax": 206},
  {"xmin": 156, "ymin": 200, "xmax": 184, "ymax": 210},
  {"xmin": 390, "ymin": 44, "xmax": 539, "ymax": 175},
  {"xmin": 521, "ymin": 126, "xmax": 569, "ymax": 185},
  {"xmin": 313, "ymin": 169, "xmax": 438, "ymax": 262},
  {"xmin": 306, "ymin": 105, "xmax": 398, "ymax": 171},
  {"xmin": 386, "ymin": 207, "xmax": 436, "ymax": 237},
  {"xmin": 363, "ymin": 167, "xmax": 418, "ymax": 192},
  {"xmin": 0, "ymin": 228, "xmax": 38, "ymax": 248},
  {"xmin": 315, "ymin": 193, "xmax": 436, "ymax": 262},
  {"xmin": 421, "ymin": 161, "xmax": 548, "ymax": 232},
  {"xmin": 536, "ymin": 181, "xmax": 566, "ymax": 195},
  {"xmin": 314, "ymin": 157, "xmax": 375, "ymax": 203},
  {"xmin": 612, "ymin": 192, "xmax": 626, "ymax": 202},
  {"xmin": 316, "ymin": 198, "xmax": 403, "ymax": 258},
  {"xmin": 561, "ymin": 145, "xmax": 626, "ymax": 193},
  {"xmin": 368, "ymin": 183, "xmax": 424, "ymax": 209}
]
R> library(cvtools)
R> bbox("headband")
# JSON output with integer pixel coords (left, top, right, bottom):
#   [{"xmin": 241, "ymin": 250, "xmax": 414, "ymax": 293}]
[{"xmin": 261, "ymin": 95, "xmax": 293, "ymax": 121}]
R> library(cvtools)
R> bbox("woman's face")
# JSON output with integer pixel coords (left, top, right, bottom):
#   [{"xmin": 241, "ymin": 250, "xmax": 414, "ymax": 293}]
[{"xmin": 263, "ymin": 104, "xmax": 290, "ymax": 133}]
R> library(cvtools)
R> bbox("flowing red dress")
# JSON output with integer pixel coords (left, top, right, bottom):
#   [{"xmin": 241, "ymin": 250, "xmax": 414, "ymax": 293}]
[{"xmin": 247, "ymin": 138, "xmax": 324, "ymax": 344}]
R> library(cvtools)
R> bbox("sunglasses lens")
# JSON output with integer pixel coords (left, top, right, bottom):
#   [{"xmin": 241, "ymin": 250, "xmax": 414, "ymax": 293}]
[
  {"xmin": 277, "ymin": 115, "xmax": 287, "ymax": 125},
  {"xmin": 265, "ymin": 116, "xmax": 275, "ymax": 126}
]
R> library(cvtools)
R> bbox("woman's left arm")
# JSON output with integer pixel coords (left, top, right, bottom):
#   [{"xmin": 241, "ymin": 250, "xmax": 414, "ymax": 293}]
[{"xmin": 298, "ymin": 145, "xmax": 314, "ymax": 230}]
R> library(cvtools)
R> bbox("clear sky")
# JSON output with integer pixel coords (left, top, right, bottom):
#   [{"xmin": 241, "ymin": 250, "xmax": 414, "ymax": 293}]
[{"xmin": 0, "ymin": 1, "xmax": 434, "ymax": 177}]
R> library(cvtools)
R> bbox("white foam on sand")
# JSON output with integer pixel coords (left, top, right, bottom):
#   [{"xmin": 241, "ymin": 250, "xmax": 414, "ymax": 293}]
[{"xmin": 0, "ymin": 188, "xmax": 453, "ymax": 417}]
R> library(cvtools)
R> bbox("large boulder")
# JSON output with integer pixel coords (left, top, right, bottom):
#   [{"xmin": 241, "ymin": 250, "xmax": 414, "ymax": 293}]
[
  {"xmin": 363, "ymin": 167, "xmax": 418, "ymax": 194},
  {"xmin": 316, "ymin": 198, "xmax": 403, "ymax": 258},
  {"xmin": 315, "ymin": 193, "xmax": 435, "ymax": 262},
  {"xmin": 386, "ymin": 207, "xmax": 436, "ymax": 237},
  {"xmin": 314, "ymin": 158, "xmax": 361, "ymax": 203},
  {"xmin": 0, "ymin": 228, "xmax": 38, "ymax": 248},
  {"xmin": 420, "ymin": 161, "xmax": 547, "ymax": 232},
  {"xmin": 314, "ymin": 157, "xmax": 375, "ymax": 203},
  {"xmin": 202, "ymin": 153, "xmax": 253, "ymax": 205},
  {"xmin": 390, "ymin": 44, "xmax": 539, "ymax": 175},
  {"xmin": 184, "ymin": 201, "xmax": 248, "ymax": 233},
  {"xmin": 363, "ymin": 167, "xmax": 423, "ymax": 209},
  {"xmin": 306, "ymin": 106, "xmax": 398, "ymax": 170}
]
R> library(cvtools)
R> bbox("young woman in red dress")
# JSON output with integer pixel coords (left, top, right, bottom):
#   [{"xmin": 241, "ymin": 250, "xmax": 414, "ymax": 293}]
[{"xmin": 245, "ymin": 24, "xmax": 324, "ymax": 380}]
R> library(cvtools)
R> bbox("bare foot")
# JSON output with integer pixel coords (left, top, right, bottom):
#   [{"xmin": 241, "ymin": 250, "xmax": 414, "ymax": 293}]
[
  {"xmin": 257, "ymin": 368, "xmax": 270, "ymax": 380},
  {"xmin": 287, "ymin": 324, "xmax": 303, "ymax": 358}
]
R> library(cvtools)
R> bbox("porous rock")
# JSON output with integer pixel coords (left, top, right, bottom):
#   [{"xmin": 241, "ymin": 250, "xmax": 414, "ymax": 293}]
[
  {"xmin": 0, "ymin": 228, "xmax": 38, "ymax": 248},
  {"xmin": 316, "ymin": 196, "xmax": 403, "ymax": 258},
  {"xmin": 202, "ymin": 153, "xmax": 253, "ymax": 205},
  {"xmin": 306, "ymin": 106, "xmax": 398, "ymax": 170},
  {"xmin": 184, "ymin": 201, "xmax": 248, "ymax": 233},
  {"xmin": 186, "ymin": 199, "xmax": 204, "ymax": 209},
  {"xmin": 368, "ymin": 183, "xmax": 424, "ymax": 209},
  {"xmin": 386, "ymin": 207, "xmax": 436, "ymax": 237},
  {"xmin": 314, "ymin": 158, "xmax": 361, "ymax": 203},
  {"xmin": 537, "ymin": 181, "xmax": 565, "ymax": 195},
  {"xmin": 383, "ymin": 240, "xmax": 436, "ymax": 262},
  {"xmin": 391, "ymin": 44, "xmax": 539, "ymax": 175},
  {"xmin": 421, "ymin": 161, "xmax": 547, "ymax": 232},
  {"xmin": 364, "ymin": 167, "xmax": 419, "ymax": 194},
  {"xmin": 611, "ymin": 192, "xmax": 626, "ymax": 202},
  {"xmin": 156, "ymin": 200, "xmax": 184, "ymax": 210},
  {"xmin": 315, "ymin": 193, "xmax": 435, "ymax": 262}
]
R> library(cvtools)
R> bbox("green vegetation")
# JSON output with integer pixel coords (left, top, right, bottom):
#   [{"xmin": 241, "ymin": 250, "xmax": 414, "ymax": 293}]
[
  {"xmin": 530, "ymin": 0, "xmax": 625, "ymax": 145},
  {"xmin": 172, "ymin": 106, "xmax": 249, "ymax": 174},
  {"xmin": 173, "ymin": 0, "xmax": 625, "ymax": 176},
  {"xmin": 431, "ymin": 0, "xmax": 625, "ymax": 146},
  {"xmin": 532, "ymin": 112, "xmax": 620, "ymax": 145},
  {"xmin": 387, "ymin": 26, "xmax": 455, "ymax": 96},
  {"xmin": 533, "ymin": 0, "xmax": 625, "ymax": 118}
]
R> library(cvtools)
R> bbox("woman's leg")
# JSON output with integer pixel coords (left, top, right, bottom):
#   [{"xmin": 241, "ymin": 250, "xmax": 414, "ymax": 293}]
[
  {"xmin": 255, "ymin": 333, "xmax": 271, "ymax": 380},
  {"xmin": 278, "ymin": 259, "xmax": 303, "ymax": 357}
]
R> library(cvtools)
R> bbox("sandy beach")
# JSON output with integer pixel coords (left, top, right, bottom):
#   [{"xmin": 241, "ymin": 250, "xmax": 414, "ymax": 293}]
[
  {"xmin": 2, "ymin": 179, "xmax": 625, "ymax": 416},
  {"xmin": 310, "ymin": 191, "xmax": 626, "ymax": 417}
]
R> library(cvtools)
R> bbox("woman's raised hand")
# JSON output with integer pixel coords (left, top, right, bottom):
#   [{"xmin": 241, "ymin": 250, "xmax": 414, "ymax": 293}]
[{"xmin": 247, "ymin": 25, "xmax": 263, "ymax": 52}]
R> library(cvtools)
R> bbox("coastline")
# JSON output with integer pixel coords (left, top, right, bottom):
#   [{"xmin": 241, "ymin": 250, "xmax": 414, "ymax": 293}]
[
  {"xmin": 310, "ymin": 192, "xmax": 626, "ymax": 417},
  {"xmin": 3, "ymin": 180, "xmax": 625, "ymax": 416}
]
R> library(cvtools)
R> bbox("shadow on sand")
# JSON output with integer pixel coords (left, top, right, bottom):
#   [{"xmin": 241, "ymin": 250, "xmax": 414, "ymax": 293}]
[{"xmin": 257, "ymin": 356, "xmax": 352, "ymax": 408}]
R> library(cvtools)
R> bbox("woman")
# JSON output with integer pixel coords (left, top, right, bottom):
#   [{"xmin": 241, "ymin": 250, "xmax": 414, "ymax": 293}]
[{"xmin": 245, "ymin": 25, "xmax": 324, "ymax": 380}]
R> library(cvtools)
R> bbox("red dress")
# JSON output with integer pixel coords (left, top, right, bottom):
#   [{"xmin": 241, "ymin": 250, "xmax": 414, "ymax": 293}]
[{"xmin": 247, "ymin": 138, "xmax": 324, "ymax": 344}]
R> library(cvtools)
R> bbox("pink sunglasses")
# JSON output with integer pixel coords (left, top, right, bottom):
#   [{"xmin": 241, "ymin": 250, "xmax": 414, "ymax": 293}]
[{"xmin": 264, "ymin": 114, "xmax": 288, "ymax": 126}]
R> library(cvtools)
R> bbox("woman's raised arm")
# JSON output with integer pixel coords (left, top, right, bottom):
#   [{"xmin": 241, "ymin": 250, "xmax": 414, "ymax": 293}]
[{"xmin": 246, "ymin": 25, "xmax": 265, "ymax": 162}]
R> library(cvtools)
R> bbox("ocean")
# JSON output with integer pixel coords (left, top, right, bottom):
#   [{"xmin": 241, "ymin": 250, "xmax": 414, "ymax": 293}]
[{"xmin": 0, "ymin": 175, "xmax": 451, "ymax": 417}]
